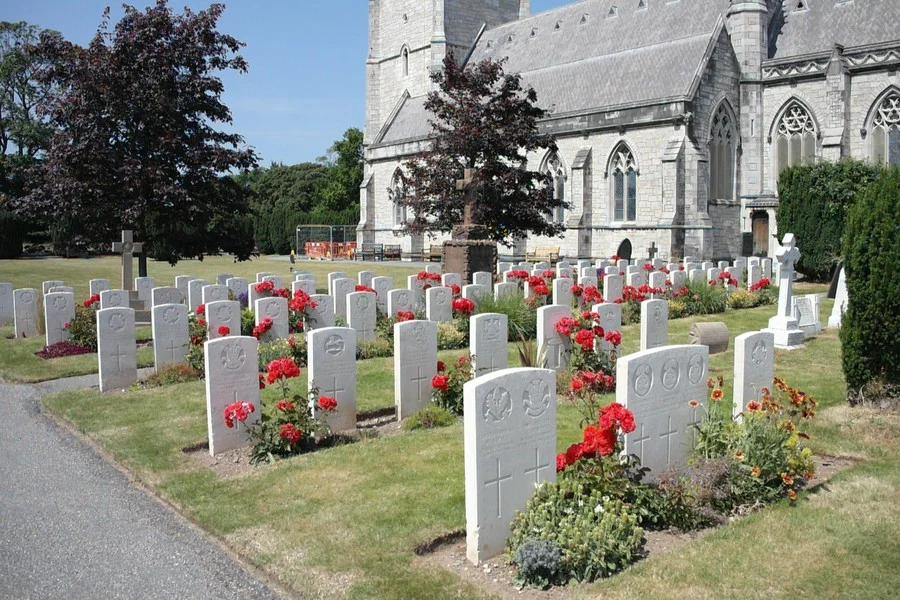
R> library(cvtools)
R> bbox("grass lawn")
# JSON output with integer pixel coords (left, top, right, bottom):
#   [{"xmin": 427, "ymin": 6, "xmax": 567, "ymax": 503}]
[{"xmin": 37, "ymin": 294, "xmax": 900, "ymax": 599}]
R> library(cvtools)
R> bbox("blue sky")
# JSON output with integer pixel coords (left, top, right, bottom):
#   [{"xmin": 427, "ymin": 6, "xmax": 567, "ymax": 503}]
[{"xmin": 5, "ymin": 1, "xmax": 569, "ymax": 165}]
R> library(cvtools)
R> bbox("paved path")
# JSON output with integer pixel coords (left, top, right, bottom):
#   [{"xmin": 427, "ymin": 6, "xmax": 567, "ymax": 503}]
[{"xmin": 0, "ymin": 381, "xmax": 285, "ymax": 600}]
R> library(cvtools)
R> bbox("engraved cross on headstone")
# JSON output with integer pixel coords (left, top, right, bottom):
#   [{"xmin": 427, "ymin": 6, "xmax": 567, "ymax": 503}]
[
  {"xmin": 112, "ymin": 344, "xmax": 128, "ymax": 372},
  {"xmin": 323, "ymin": 376, "xmax": 345, "ymax": 398},
  {"xmin": 523, "ymin": 448, "xmax": 551, "ymax": 485},
  {"xmin": 484, "ymin": 457, "xmax": 513, "ymax": 518},
  {"xmin": 659, "ymin": 416, "xmax": 679, "ymax": 463},
  {"xmin": 412, "ymin": 365, "xmax": 431, "ymax": 401},
  {"xmin": 111, "ymin": 230, "xmax": 143, "ymax": 291},
  {"xmin": 165, "ymin": 339, "xmax": 181, "ymax": 361},
  {"xmin": 631, "ymin": 423, "xmax": 651, "ymax": 464}
]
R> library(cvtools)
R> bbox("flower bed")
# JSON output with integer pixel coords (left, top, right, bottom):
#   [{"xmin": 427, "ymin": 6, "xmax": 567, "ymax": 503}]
[{"xmin": 35, "ymin": 340, "xmax": 94, "ymax": 359}]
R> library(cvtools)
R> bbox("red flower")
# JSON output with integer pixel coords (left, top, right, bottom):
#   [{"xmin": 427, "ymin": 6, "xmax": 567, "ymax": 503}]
[
  {"xmin": 396, "ymin": 311, "xmax": 415, "ymax": 322},
  {"xmin": 279, "ymin": 423, "xmax": 302, "ymax": 445},
  {"xmin": 599, "ymin": 402, "xmax": 636, "ymax": 434},
  {"xmin": 679, "ymin": 265, "xmax": 685, "ymax": 271},
  {"xmin": 582, "ymin": 286, "xmax": 603, "ymax": 304},
  {"xmin": 564, "ymin": 442, "xmax": 585, "ymax": 465},
  {"xmin": 273, "ymin": 287, "xmax": 289, "ymax": 299},
  {"xmin": 582, "ymin": 424, "xmax": 617, "ymax": 456},
  {"xmin": 604, "ymin": 330, "xmax": 622, "ymax": 347},
  {"xmin": 223, "ymin": 401, "xmax": 255, "ymax": 428},
  {"xmin": 197, "ymin": 318, "xmax": 207, "ymax": 327},
  {"xmin": 83, "ymin": 294, "xmax": 100, "ymax": 307},
  {"xmin": 709, "ymin": 279, "xmax": 718, "ymax": 287},
  {"xmin": 450, "ymin": 284, "xmax": 461, "ymax": 295},
  {"xmin": 456, "ymin": 355, "xmax": 469, "ymax": 367},
  {"xmin": 258, "ymin": 374, "xmax": 266, "ymax": 390},
  {"xmin": 452, "ymin": 297, "xmax": 475, "ymax": 315},
  {"xmin": 436, "ymin": 360, "xmax": 446, "ymax": 372},
  {"xmin": 506, "ymin": 270, "xmax": 529, "ymax": 280},
  {"xmin": 266, "ymin": 357, "xmax": 300, "ymax": 384},
  {"xmin": 611, "ymin": 254, "xmax": 620, "ymax": 261},
  {"xmin": 555, "ymin": 317, "xmax": 580, "ymax": 336},
  {"xmin": 571, "ymin": 284, "xmax": 583, "ymax": 296},
  {"xmin": 196, "ymin": 304, "xmax": 206, "ymax": 315},
  {"xmin": 533, "ymin": 284, "xmax": 549, "ymax": 296},
  {"xmin": 317, "ymin": 395, "xmax": 337, "ymax": 412},
  {"xmin": 355, "ymin": 284, "xmax": 376, "ymax": 293},
  {"xmin": 746, "ymin": 400, "xmax": 762, "ymax": 412},
  {"xmin": 642, "ymin": 263, "xmax": 653, "ymax": 272},
  {"xmin": 574, "ymin": 329, "xmax": 594, "ymax": 351},
  {"xmin": 431, "ymin": 375, "xmax": 449, "ymax": 392},
  {"xmin": 190, "ymin": 336, "xmax": 202, "ymax": 346},
  {"xmin": 556, "ymin": 453, "xmax": 568, "ymax": 472},
  {"xmin": 570, "ymin": 377, "xmax": 584, "ymax": 392},
  {"xmin": 275, "ymin": 400, "xmax": 296, "ymax": 413},
  {"xmin": 662, "ymin": 267, "xmax": 670, "ymax": 275},
  {"xmin": 254, "ymin": 281, "xmax": 274, "ymax": 293},
  {"xmin": 217, "ymin": 325, "xmax": 231, "ymax": 336},
  {"xmin": 542, "ymin": 269, "xmax": 556, "ymax": 279}
]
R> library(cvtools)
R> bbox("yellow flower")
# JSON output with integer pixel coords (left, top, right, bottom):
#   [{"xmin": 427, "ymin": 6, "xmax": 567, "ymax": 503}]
[
  {"xmin": 734, "ymin": 451, "xmax": 745, "ymax": 462},
  {"xmin": 751, "ymin": 466, "xmax": 761, "ymax": 478},
  {"xmin": 688, "ymin": 399, "xmax": 700, "ymax": 408}
]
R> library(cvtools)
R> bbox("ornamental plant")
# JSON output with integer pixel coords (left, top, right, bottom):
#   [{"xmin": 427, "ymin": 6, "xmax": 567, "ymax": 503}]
[
  {"xmin": 35, "ymin": 340, "xmax": 93, "ymax": 359},
  {"xmin": 554, "ymin": 311, "xmax": 621, "ymax": 374},
  {"xmin": 430, "ymin": 356, "xmax": 472, "ymax": 415},
  {"xmin": 65, "ymin": 303, "xmax": 99, "ymax": 350},
  {"xmin": 415, "ymin": 271, "xmax": 442, "ymax": 290},
  {"xmin": 287, "ymin": 288, "xmax": 318, "ymax": 334}
]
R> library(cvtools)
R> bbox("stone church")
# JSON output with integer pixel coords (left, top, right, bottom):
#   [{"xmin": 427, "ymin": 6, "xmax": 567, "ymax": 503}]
[{"xmin": 357, "ymin": 0, "xmax": 900, "ymax": 261}]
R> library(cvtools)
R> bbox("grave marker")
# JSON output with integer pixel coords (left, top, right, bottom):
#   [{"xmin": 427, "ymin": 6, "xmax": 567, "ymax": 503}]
[
  {"xmin": 394, "ymin": 320, "xmax": 438, "ymax": 420},
  {"xmin": 42, "ymin": 280, "xmax": 65, "ymax": 296},
  {"xmin": 97, "ymin": 307, "xmax": 137, "ymax": 392},
  {"xmin": 201, "ymin": 284, "xmax": 229, "ymax": 305},
  {"xmin": 306, "ymin": 295, "xmax": 336, "ymax": 330},
  {"xmin": 292, "ymin": 279, "xmax": 315, "ymax": 297},
  {"xmin": 371, "ymin": 276, "xmax": 393, "ymax": 315},
  {"xmin": 552, "ymin": 278, "xmax": 573, "ymax": 307},
  {"xmin": 187, "ymin": 279, "xmax": 209, "ymax": 313},
  {"xmin": 592, "ymin": 302, "xmax": 622, "ymax": 352},
  {"xmin": 205, "ymin": 336, "xmax": 261, "ymax": 455},
  {"xmin": 471, "ymin": 313, "xmax": 508, "ymax": 377},
  {"xmin": 327, "ymin": 272, "xmax": 347, "ymax": 296},
  {"xmin": 387, "ymin": 289, "xmax": 414, "ymax": 317},
  {"xmin": 734, "ymin": 331, "xmax": 774, "ymax": 420},
  {"xmin": 536, "ymin": 305, "xmax": 571, "ymax": 372},
  {"xmin": 493, "ymin": 282, "xmax": 517, "ymax": 299},
  {"xmin": 13, "ymin": 288, "xmax": 38, "ymax": 338},
  {"xmin": 473, "ymin": 272, "xmax": 492, "ymax": 287},
  {"xmin": 407, "ymin": 275, "xmax": 426, "ymax": 310},
  {"xmin": 827, "ymin": 267, "xmax": 847, "ymax": 328},
  {"xmin": 44, "ymin": 291, "xmax": 75, "ymax": 346},
  {"xmin": 358, "ymin": 270, "xmax": 376, "ymax": 288},
  {"xmin": 462, "ymin": 284, "xmax": 489, "ymax": 303},
  {"xmin": 0, "ymin": 283, "xmax": 13, "ymax": 327},
  {"xmin": 332, "ymin": 277, "xmax": 355, "ymax": 319},
  {"xmin": 763, "ymin": 233, "xmax": 805, "ymax": 347},
  {"xmin": 111, "ymin": 230, "xmax": 143, "ymax": 290},
  {"xmin": 151, "ymin": 304, "xmax": 190, "ymax": 368},
  {"xmin": 442, "ymin": 273, "xmax": 463, "ymax": 289},
  {"xmin": 255, "ymin": 297, "xmax": 289, "ymax": 340},
  {"xmin": 603, "ymin": 274, "xmax": 623, "ymax": 303},
  {"xmin": 640, "ymin": 299, "xmax": 668, "ymax": 351},
  {"xmin": 347, "ymin": 291, "xmax": 376, "ymax": 341},
  {"xmin": 134, "ymin": 277, "xmax": 155, "ymax": 305},
  {"xmin": 151, "ymin": 286, "xmax": 183, "ymax": 307},
  {"xmin": 207, "ymin": 300, "xmax": 240, "ymax": 340},
  {"xmin": 308, "ymin": 327, "xmax": 358, "ymax": 432},
  {"xmin": 226, "ymin": 277, "xmax": 249, "ymax": 306},
  {"xmin": 425, "ymin": 286, "xmax": 453, "ymax": 322},
  {"xmin": 792, "ymin": 294, "xmax": 821, "ymax": 338},
  {"xmin": 100, "ymin": 289, "xmax": 129, "ymax": 310},
  {"xmin": 90, "ymin": 279, "xmax": 111, "ymax": 296}
]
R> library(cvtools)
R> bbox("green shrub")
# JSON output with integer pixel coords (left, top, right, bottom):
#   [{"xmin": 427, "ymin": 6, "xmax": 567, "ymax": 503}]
[
  {"xmin": 473, "ymin": 294, "xmax": 537, "ymax": 339},
  {"xmin": 258, "ymin": 337, "xmax": 307, "ymax": 371},
  {"xmin": 66, "ymin": 305, "xmax": 98, "ymax": 350},
  {"xmin": 513, "ymin": 539, "xmax": 561, "ymax": 589},
  {"xmin": 401, "ymin": 405, "xmax": 457, "ymax": 431},
  {"xmin": 777, "ymin": 160, "xmax": 880, "ymax": 281},
  {"xmin": 841, "ymin": 166, "xmax": 900, "ymax": 397},
  {"xmin": 0, "ymin": 210, "xmax": 26, "ymax": 258},
  {"xmin": 240, "ymin": 308, "xmax": 255, "ymax": 336},
  {"xmin": 431, "ymin": 356, "xmax": 471, "ymax": 415},
  {"xmin": 356, "ymin": 337, "xmax": 392, "ymax": 360},
  {"xmin": 142, "ymin": 363, "xmax": 199, "ymax": 387},
  {"xmin": 508, "ymin": 478, "xmax": 643, "ymax": 583},
  {"xmin": 437, "ymin": 322, "xmax": 467, "ymax": 350}
]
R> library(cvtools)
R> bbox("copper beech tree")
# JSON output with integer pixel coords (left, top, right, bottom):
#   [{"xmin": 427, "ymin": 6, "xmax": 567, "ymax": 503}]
[
  {"xmin": 15, "ymin": 1, "xmax": 257, "ymax": 263},
  {"xmin": 392, "ymin": 54, "xmax": 566, "ymax": 243}
]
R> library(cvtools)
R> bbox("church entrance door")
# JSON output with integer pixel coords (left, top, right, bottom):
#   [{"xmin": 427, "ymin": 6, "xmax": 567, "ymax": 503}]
[
  {"xmin": 751, "ymin": 212, "xmax": 769, "ymax": 256},
  {"xmin": 616, "ymin": 238, "xmax": 632, "ymax": 261}
]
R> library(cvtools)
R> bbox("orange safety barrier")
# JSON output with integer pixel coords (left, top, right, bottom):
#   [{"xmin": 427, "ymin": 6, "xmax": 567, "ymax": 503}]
[{"xmin": 304, "ymin": 241, "xmax": 357, "ymax": 260}]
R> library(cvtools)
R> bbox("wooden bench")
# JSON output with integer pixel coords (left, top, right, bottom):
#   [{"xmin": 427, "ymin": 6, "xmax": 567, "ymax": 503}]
[
  {"xmin": 384, "ymin": 244, "xmax": 401, "ymax": 261},
  {"xmin": 525, "ymin": 246, "xmax": 561, "ymax": 264},
  {"xmin": 426, "ymin": 245, "xmax": 443, "ymax": 262},
  {"xmin": 359, "ymin": 243, "xmax": 384, "ymax": 261}
]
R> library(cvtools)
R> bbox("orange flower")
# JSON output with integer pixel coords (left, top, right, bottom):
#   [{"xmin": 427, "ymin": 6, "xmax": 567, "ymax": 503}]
[
  {"xmin": 711, "ymin": 389, "xmax": 724, "ymax": 402},
  {"xmin": 787, "ymin": 489, "xmax": 797, "ymax": 501},
  {"xmin": 802, "ymin": 471, "xmax": 814, "ymax": 480},
  {"xmin": 746, "ymin": 401, "xmax": 762, "ymax": 412},
  {"xmin": 797, "ymin": 432, "xmax": 811, "ymax": 439},
  {"xmin": 734, "ymin": 450, "xmax": 745, "ymax": 462},
  {"xmin": 706, "ymin": 377, "xmax": 716, "ymax": 389},
  {"xmin": 751, "ymin": 466, "xmax": 761, "ymax": 478},
  {"xmin": 781, "ymin": 473, "xmax": 794, "ymax": 486},
  {"xmin": 688, "ymin": 399, "xmax": 700, "ymax": 408}
]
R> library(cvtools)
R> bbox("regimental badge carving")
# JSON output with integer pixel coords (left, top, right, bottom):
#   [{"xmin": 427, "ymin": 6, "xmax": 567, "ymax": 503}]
[
  {"xmin": 751, "ymin": 340, "xmax": 768, "ymax": 365},
  {"xmin": 523, "ymin": 379, "xmax": 551, "ymax": 418},
  {"xmin": 413, "ymin": 323, "xmax": 425, "ymax": 344},
  {"xmin": 398, "ymin": 292, "xmax": 409, "ymax": 306},
  {"xmin": 654, "ymin": 303, "xmax": 663, "ymax": 322},
  {"xmin": 688, "ymin": 354, "xmax": 704, "ymax": 384},
  {"xmin": 265, "ymin": 302, "xmax": 282, "ymax": 318},
  {"xmin": 221, "ymin": 344, "xmax": 246, "ymax": 370},
  {"xmin": 661, "ymin": 358, "xmax": 680, "ymax": 391},
  {"xmin": 605, "ymin": 309, "xmax": 615, "ymax": 321},
  {"xmin": 634, "ymin": 364, "xmax": 653, "ymax": 397},
  {"xmin": 163, "ymin": 306, "xmax": 180, "ymax": 325},
  {"xmin": 436, "ymin": 289, "xmax": 447, "ymax": 303},
  {"xmin": 52, "ymin": 296, "xmax": 67, "ymax": 311},
  {"xmin": 20, "ymin": 291, "xmax": 34, "ymax": 304},
  {"xmin": 110, "ymin": 292, "xmax": 122, "ymax": 305},
  {"xmin": 108, "ymin": 312, "xmax": 126, "ymax": 332},
  {"xmin": 357, "ymin": 295, "xmax": 370, "ymax": 312},
  {"xmin": 216, "ymin": 305, "xmax": 233, "ymax": 322},
  {"xmin": 324, "ymin": 334, "xmax": 345, "ymax": 356},
  {"xmin": 484, "ymin": 318, "xmax": 500, "ymax": 342},
  {"xmin": 482, "ymin": 386, "xmax": 512, "ymax": 423}
]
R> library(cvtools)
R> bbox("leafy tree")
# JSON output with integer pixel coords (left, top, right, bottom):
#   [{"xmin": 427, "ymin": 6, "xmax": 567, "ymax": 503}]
[
  {"xmin": 12, "ymin": 1, "xmax": 257, "ymax": 263},
  {"xmin": 395, "ymin": 54, "xmax": 564, "ymax": 243},
  {"xmin": 317, "ymin": 127, "xmax": 364, "ymax": 213}
]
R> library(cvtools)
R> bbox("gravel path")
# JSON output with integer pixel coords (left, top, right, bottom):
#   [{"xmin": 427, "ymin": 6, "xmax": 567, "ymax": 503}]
[{"xmin": 0, "ymin": 381, "xmax": 287, "ymax": 600}]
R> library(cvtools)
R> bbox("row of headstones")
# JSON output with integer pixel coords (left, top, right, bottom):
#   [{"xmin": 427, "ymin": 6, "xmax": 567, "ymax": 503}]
[{"xmin": 463, "ymin": 327, "xmax": 777, "ymax": 564}]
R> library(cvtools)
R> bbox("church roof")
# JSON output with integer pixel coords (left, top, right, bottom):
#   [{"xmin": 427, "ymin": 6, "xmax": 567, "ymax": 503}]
[{"xmin": 770, "ymin": 0, "xmax": 900, "ymax": 60}]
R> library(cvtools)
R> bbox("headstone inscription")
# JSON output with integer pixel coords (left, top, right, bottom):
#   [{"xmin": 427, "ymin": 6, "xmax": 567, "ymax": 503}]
[
  {"xmin": 13, "ymin": 288, "xmax": 38, "ymax": 338},
  {"xmin": 493, "ymin": 282, "xmax": 517, "ymax": 299},
  {"xmin": 307, "ymin": 327, "xmax": 358, "ymax": 432},
  {"xmin": 206, "ymin": 300, "xmax": 241, "ymax": 340},
  {"xmin": 347, "ymin": 291, "xmax": 377, "ymax": 341},
  {"xmin": 205, "ymin": 336, "xmax": 261, "ymax": 455},
  {"xmin": 332, "ymin": 277, "xmax": 355, "ymax": 319},
  {"xmin": 603, "ymin": 274, "xmax": 623, "ymax": 303},
  {"xmin": 387, "ymin": 288, "xmax": 414, "ymax": 317},
  {"xmin": 426, "ymin": 286, "xmax": 453, "ymax": 323},
  {"xmin": 552, "ymin": 278, "xmax": 574, "ymax": 307},
  {"xmin": 151, "ymin": 287, "xmax": 183, "ymax": 308},
  {"xmin": 618, "ymin": 345, "xmax": 709, "ymax": 481},
  {"xmin": 134, "ymin": 277, "xmax": 155, "ymax": 305},
  {"xmin": 44, "ymin": 292, "xmax": 75, "ymax": 346},
  {"xmin": 792, "ymin": 294, "xmax": 821, "ymax": 338},
  {"xmin": 151, "ymin": 304, "xmax": 190, "ymax": 368},
  {"xmin": 255, "ymin": 297, "xmax": 289, "ymax": 340},
  {"xmin": 97, "ymin": 307, "xmax": 137, "ymax": 392},
  {"xmin": 394, "ymin": 320, "xmax": 438, "ymax": 420},
  {"xmin": 462, "ymin": 284, "xmax": 489, "ymax": 303},
  {"xmin": 99, "ymin": 289, "xmax": 128, "ymax": 310},
  {"xmin": 464, "ymin": 367, "xmax": 557, "ymax": 564},
  {"xmin": 371, "ymin": 276, "xmax": 393, "ymax": 315},
  {"xmin": 442, "ymin": 273, "xmax": 463, "ymax": 289},
  {"xmin": 327, "ymin": 272, "xmax": 347, "ymax": 296},
  {"xmin": 670, "ymin": 270, "xmax": 687, "ymax": 289},
  {"xmin": 473, "ymin": 272, "xmax": 492, "ymax": 287},
  {"xmin": 358, "ymin": 270, "xmax": 376, "ymax": 288},
  {"xmin": 734, "ymin": 331, "xmax": 774, "ymax": 420},
  {"xmin": 640, "ymin": 299, "xmax": 668, "ymax": 351},
  {"xmin": 536, "ymin": 305, "xmax": 571, "ymax": 372},
  {"xmin": 470, "ymin": 313, "xmax": 509, "ymax": 377}
]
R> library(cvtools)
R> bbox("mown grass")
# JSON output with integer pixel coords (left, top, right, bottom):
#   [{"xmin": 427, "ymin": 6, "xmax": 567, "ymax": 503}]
[{"xmin": 39, "ymin": 291, "xmax": 900, "ymax": 599}]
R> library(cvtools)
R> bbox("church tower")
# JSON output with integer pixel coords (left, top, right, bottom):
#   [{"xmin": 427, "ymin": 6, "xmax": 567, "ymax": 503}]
[{"xmin": 365, "ymin": 0, "xmax": 527, "ymax": 145}]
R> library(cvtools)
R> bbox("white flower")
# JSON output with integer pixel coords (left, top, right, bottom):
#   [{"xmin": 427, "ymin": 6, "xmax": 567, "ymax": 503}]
[{"xmin": 594, "ymin": 504, "xmax": 604, "ymax": 514}]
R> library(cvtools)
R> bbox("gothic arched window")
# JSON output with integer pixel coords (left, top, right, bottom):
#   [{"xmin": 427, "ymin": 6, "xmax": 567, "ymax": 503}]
[
  {"xmin": 611, "ymin": 144, "xmax": 637, "ymax": 222},
  {"xmin": 401, "ymin": 46, "xmax": 410, "ymax": 78},
  {"xmin": 709, "ymin": 102, "xmax": 736, "ymax": 201},
  {"xmin": 542, "ymin": 153, "xmax": 566, "ymax": 225},
  {"xmin": 870, "ymin": 91, "xmax": 900, "ymax": 166},
  {"xmin": 774, "ymin": 100, "xmax": 817, "ymax": 175},
  {"xmin": 391, "ymin": 172, "xmax": 407, "ymax": 227}
]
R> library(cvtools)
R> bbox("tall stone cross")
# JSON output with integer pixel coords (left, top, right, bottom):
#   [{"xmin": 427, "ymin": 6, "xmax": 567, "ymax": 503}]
[
  {"xmin": 775, "ymin": 233, "xmax": 801, "ymax": 318},
  {"xmin": 454, "ymin": 168, "xmax": 485, "ymax": 240},
  {"xmin": 112, "ymin": 230, "xmax": 143, "ymax": 291},
  {"xmin": 647, "ymin": 242, "xmax": 658, "ymax": 261}
]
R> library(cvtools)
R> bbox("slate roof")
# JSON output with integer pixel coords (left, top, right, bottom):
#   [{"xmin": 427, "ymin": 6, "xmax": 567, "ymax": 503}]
[{"xmin": 770, "ymin": 0, "xmax": 900, "ymax": 60}]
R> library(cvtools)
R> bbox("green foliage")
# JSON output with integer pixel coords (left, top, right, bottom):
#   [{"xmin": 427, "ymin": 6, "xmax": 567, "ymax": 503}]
[
  {"xmin": 726, "ymin": 287, "xmax": 775, "ymax": 310},
  {"xmin": 356, "ymin": 337, "xmax": 392, "ymax": 360},
  {"xmin": 0, "ymin": 209, "xmax": 25, "ymax": 258},
  {"xmin": 841, "ymin": 167, "xmax": 900, "ymax": 396},
  {"xmin": 777, "ymin": 160, "xmax": 880, "ymax": 281},
  {"xmin": 401, "ymin": 405, "xmax": 457, "ymax": 431},
  {"xmin": 436, "ymin": 321, "xmax": 467, "ymax": 350},
  {"xmin": 430, "ymin": 356, "xmax": 471, "ymax": 415},
  {"xmin": 142, "ymin": 363, "xmax": 199, "ymax": 387},
  {"xmin": 508, "ymin": 478, "xmax": 643, "ymax": 583},
  {"xmin": 258, "ymin": 338, "xmax": 307, "ymax": 371},
  {"xmin": 248, "ymin": 376, "xmax": 331, "ymax": 465},
  {"xmin": 65, "ymin": 304, "xmax": 97, "ymax": 350},
  {"xmin": 473, "ymin": 293, "xmax": 537, "ymax": 339},
  {"xmin": 513, "ymin": 539, "xmax": 561, "ymax": 589},
  {"xmin": 240, "ymin": 308, "xmax": 255, "ymax": 336}
]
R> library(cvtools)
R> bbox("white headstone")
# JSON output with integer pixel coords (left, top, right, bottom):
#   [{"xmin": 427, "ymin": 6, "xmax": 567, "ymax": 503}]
[
  {"xmin": 97, "ymin": 307, "xmax": 137, "ymax": 392},
  {"xmin": 473, "ymin": 272, "xmax": 492, "ymax": 287},
  {"xmin": 747, "ymin": 264, "xmax": 762, "ymax": 289},
  {"xmin": 462, "ymin": 284, "xmax": 489, "ymax": 303},
  {"xmin": 48, "ymin": 286, "xmax": 74, "ymax": 295},
  {"xmin": 347, "ymin": 291, "xmax": 376, "ymax": 341},
  {"xmin": 618, "ymin": 345, "xmax": 709, "ymax": 481},
  {"xmin": 42, "ymin": 280, "xmax": 65, "ymax": 296},
  {"xmin": 187, "ymin": 279, "xmax": 208, "ymax": 313},
  {"xmin": 407, "ymin": 275, "xmax": 426, "ymax": 309},
  {"xmin": 151, "ymin": 304, "xmax": 190, "ymax": 368},
  {"xmin": 701, "ymin": 261, "xmax": 714, "ymax": 271},
  {"xmin": 89, "ymin": 279, "xmax": 111, "ymax": 296},
  {"xmin": 603, "ymin": 274, "xmax": 623, "ymax": 303},
  {"xmin": 134, "ymin": 276, "xmax": 155, "ymax": 305},
  {"xmin": 762, "ymin": 258, "xmax": 773, "ymax": 279},
  {"xmin": 792, "ymin": 294, "xmax": 821, "ymax": 338},
  {"xmin": 605, "ymin": 265, "xmax": 618, "ymax": 276},
  {"xmin": 670, "ymin": 270, "xmax": 687, "ymax": 289},
  {"xmin": 206, "ymin": 300, "xmax": 241, "ymax": 340},
  {"xmin": 292, "ymin": 279, "xmax": 315, "ymax": 297},
  {"xmin": 464, "ymin": 368, "xmax": 557, "ymax": 564},
  {"xmin": 580, "ymin": 275, "xmax": 598, "ymax": 293},
  {"xmin": 226, "ymin": 277, "xmax": 249, "ymax": 306},
  {"xmin": 371, "ymin": 276, "xmax": 393, "ymax": 315},
  {"xmin": 425, "ymin": 264, "xmax": 441, "ymax": 274},
  {"xmin": 649, "ymin": 272, "xmax": 667, "ymax": 296},
  {"xmin": 706, "ymin": 268, "xmax": 721, "ymax": 285},
  {"xmin": 718, "ymin": 260, "xmax": 730, "ymax": 270},
  {"xmin": 617, "ymin": 259, "xmax": 628, "ymax": 271},
  {"xmin": 44, "ymin": 292, "xmax": 75, "ymax": 346},
  {"xmin": 151, "ymin": 286, "xmax": 183, "ymax": 307},
  {"xmin": 261, "ymin": 275, "xmax": 283, "ymax": 290},
  {"xmin": 308, "ymin": 327, "xmax": 358, "ymax": 432},
  {"xmin": 827, "ymin": 267, "xmax": 847, "ymax": 328},
  {"xmin": 0, "ymin": 283, "xmax": 13, "ymax": 327},
  {"xmin": 442, "ymin": 273, "xmax": 463, "ymax": 289},
  {"xmin": 327, "ymin": 272, "xmax": 347, "ymax": 296},
  {"xmin": 388, "ymin": 288, "xmax": 414, "ymax": 317},
  {"xmin": 201, "ymin": 284, "xmax": 229, "ymax": 305},
  {"xmin": 358, "ymin": 270, "xmax": 376, "ymax": 288},
  {"xmin": 204, "ymin": 336, "xmax": 261, "ymax": 455},
  {"xmin": 100, "ymin": 289, "xmax": 129, "ymax": 310},
  {"xmin": 248, "ymin": 281, "xmax": 267, "ymax": 312},
  {"xmin": 763, "ymin": 233, "xmax": 805, "ymax": 347},
  {"xmin": 394, "ymin": 320, "xmax": 438, "ymax": 420},
  {"xmin": 734, "ymin": 331, "xmax": 774, "ymax": 420},
  {"xmin": 13, "ymin": 288, "xmax": 38, "ymax": 338},
  {"xmin": 471, "ymin": 313, "xmax": 508, "ymax": 377},
  {"xmin": 497, "ymin": 262, "xmax": 512, "ymax": 275},
  {"xmin": 332, "ymin": 277, "xmax": 355, "ymax": 319},
  {"xmin": 552, "ymin": 278, "xmax": 574, "ymax": 307},
  {"xmin": 640, "ymin": 299, "xmax": 668, "ymax": 351},
  {"xmin": 294, "ymin": 272, "xmax": 316, "ymax": 283},
  {"xmin": 536, "ymin": 305, "xmax": 571, "ymax": 372},
  {"xmin": 592, "ymin": 302, "xmax": 622, "ymax": 353},
  {"xmin": 255, "ymin": 297, "xmax": 289, "ymax": 340},
  {"xmin": 689, "ymin": 269, "xmax": 706, "ymax": 284},
  {"xmin": 255, "ymin": 272, "xmax": 276, "ymax": 283},
  {"xmin": 174, "ymin": 276, "xmax": 194, "ymax": 299},
  {"xmin": 426, "ymin": 286, "xmax": 453, "ymax": 323},
  {"xmin": 306, "ymin": 294, "xmax": 335, "ymax": 330},
  {"xmin": 493, "ymin": 282, "xmax": 517, "ymax": 299}
]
